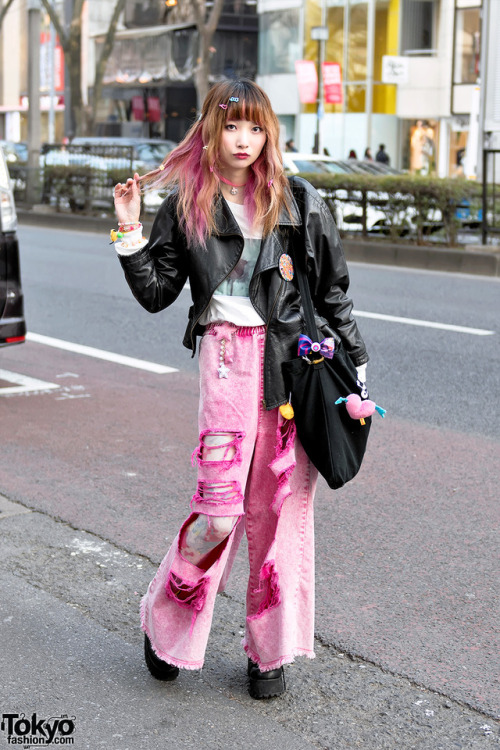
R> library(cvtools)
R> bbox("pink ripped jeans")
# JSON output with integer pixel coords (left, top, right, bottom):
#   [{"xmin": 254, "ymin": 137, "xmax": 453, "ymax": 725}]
[{"xmin": 140, "ymin": 322, "xmax": 318, "ymax": 672}]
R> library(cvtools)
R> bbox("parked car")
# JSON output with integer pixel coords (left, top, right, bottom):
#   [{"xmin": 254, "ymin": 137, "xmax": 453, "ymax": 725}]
[
  {"xmin": 69, "ymin": 137, "xmax": 177, "ymax": 172},
  {"xmin": 282, "ymin": 152, "xmax": 407, "ymax": 233},
  {"xmin": 0, "ymin": 140, "xmax": 28, "ymax": 200},
  {"xmin": 282, "ymin": 153, "xmax": 400, "ymax": 177},
  {"xmin": 0, "ymin": 145, "xmax": 25, "ymax": 346}
]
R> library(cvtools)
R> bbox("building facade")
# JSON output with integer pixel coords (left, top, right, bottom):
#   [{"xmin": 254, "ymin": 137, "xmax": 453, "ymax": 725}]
[
  {"xmin": 95, "ymin": 0, "xmax": 258, "ymax": 141},
  {"xmin": 256, "ymin": 0, "xmax": 488, "ymax": 175}
]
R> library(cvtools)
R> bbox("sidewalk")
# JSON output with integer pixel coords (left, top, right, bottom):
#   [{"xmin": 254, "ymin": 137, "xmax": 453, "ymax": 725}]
[
  {"xmin": 17, "ymin": 206, "xmax": 500, "ymax": 277},
  {"xmin": 1, "ymin": 494, "xmax": 498, "ymax": 750}
]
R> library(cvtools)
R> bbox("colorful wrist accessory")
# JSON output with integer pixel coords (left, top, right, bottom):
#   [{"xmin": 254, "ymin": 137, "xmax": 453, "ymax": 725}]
[{"xmin": 110, "ymin": 222, "xmax": 142, "ymax": 243}]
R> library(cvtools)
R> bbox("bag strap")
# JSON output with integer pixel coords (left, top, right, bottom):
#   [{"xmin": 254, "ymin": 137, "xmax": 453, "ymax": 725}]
[{"xmin": 288, "ymin": 206, "xmax": 318, "ymax": 341}]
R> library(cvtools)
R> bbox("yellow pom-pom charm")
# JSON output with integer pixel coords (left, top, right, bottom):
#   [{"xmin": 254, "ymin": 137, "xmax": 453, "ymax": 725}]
[
  {"xmin": 110, "ymin": 229, "xmax": 125, "ymax": 243},
  {"xmin": 279, "ymin": 403, "xmax": 294, "ymax": 420}
]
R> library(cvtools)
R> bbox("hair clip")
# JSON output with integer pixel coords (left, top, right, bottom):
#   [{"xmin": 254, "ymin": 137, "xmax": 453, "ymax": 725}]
[
  {"xmin": 229, "ymin": 97, "xmax": 239, "ymax": 103},
  {"xmin": 209, "ymin": 165, "xmax": 214, "ymax": 172},
  {"xmin": 268, "ymin": 179, "xmax": 274, "ymax": 188},
  {"xmin": 219, "ymin": 103, "xmax": 228, "ymax": 110},
  {"xmin": 202, "ymin": 145, "xmax": 208, "ymax": 150}
]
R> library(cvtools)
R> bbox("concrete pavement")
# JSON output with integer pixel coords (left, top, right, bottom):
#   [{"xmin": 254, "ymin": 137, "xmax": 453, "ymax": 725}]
[{"xmin": 1, "ymin": 495, "xmax": 498, "ymax": 750}]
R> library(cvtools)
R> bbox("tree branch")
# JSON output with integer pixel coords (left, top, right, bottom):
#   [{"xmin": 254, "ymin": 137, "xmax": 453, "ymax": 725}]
[
  {"xmin": 0, "ymin": 0, "xmax": 16, "ymax": 31},
  {"xmin": 91, "ymin": 0, "xmax": 126, "ymax": 124},
  {"xmin": 95, "ymin": 0, "xmax": 126, "ymax": 72},
  {"xmin": 205, "ymin": 0, "xmax": 224, "ymax": 36},
  {"xmin": 40, "ymin": 0, "xmax": 68, "ymax": 51}
]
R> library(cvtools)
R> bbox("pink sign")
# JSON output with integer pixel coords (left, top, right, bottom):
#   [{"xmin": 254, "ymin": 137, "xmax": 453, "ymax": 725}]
[
  {"xmin": 147, "ymin": 96, "xmax": 161, "ymax": 123},
  {"xmin": 295, "ymin": 60, "xmax": 318, "ymax": 104},
  {"xmin": 131, "ymin": 95, "xmax": 145, "ymax": 121},
  {"xmin": 322, "ymin": 62, "xmax": 343, "ymax": 104}
]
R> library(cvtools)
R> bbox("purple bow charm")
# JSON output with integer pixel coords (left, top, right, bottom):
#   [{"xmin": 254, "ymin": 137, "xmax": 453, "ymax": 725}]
[{"xmin": 298, "ymin": 334, "xmax": 335, "ymax": 359}]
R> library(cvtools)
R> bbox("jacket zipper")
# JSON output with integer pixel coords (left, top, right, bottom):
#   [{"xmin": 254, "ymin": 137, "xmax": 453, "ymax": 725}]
[
  {"xmin": 189, "ymin": 238, "xmax": 244, "ymax": 353},
  {"xmin": 261, "ymin": 278, "xmax": 284, "ymax": 409}
]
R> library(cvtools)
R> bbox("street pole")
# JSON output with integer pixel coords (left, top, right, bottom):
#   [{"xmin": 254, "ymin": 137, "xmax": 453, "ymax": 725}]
[
  {"xmin": 64, "ymin": 0, "xmax": 74, "ymax": 138},
  {"xmin": 476, "ymin": 0, "xmax": 490, "ymax": 183},
  {"xmin": 365, "ymin": 0, "xmax": 375, "ymax": 157},
  {"xmin": 311, "ymin": 25, "xmax": 329, "ymax": 154},
  {"xmin": 27, "ymin": 0, "xmax": 41, "ymax": 206},
  {"xmin": 48, "ymin": 21, "xmax": 56, "ymax": 143}
]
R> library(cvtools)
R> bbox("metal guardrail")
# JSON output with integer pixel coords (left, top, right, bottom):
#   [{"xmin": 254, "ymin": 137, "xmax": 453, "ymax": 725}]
[
  {"xmin": 9, "ymin": 144, "xmax": 135, "ymax": 210},
  {"xmin": 482, "ymin": 149, "xmax": 500, "ymax": 244},
  {"xmin": 40, "ymin": 144, "xmax": 134, "ymax": 212}
]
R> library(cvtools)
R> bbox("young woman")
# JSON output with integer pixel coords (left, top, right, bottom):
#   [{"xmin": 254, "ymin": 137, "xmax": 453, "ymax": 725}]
[{"xmin": 113, "ymin": 79, "xmax": 369, "ymax": 699}]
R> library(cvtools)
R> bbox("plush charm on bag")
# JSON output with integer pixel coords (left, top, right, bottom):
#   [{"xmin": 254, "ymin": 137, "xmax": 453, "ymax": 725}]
[{"xmin": 335, "ymin": 394, "xmax": 386, "ymax": 426}]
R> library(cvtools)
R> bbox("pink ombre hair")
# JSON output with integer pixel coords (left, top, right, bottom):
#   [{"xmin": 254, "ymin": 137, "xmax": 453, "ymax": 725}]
[{"xmin": 138, "ymin": 79, "xmax": 296, "ymax": 247}]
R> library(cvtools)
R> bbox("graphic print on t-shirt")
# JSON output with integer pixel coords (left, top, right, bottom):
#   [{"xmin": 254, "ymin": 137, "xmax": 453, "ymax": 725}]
[{"xmin": 214, "ymin": 238, "xmax": 261, "ymax": 297}]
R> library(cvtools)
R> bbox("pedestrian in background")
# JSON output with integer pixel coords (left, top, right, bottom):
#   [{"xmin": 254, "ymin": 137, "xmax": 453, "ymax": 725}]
[
  {"xmin": 376, "ymin": 144, "xmax": 390, "ymax": 165},
  {"xmin": 285, "ymin": 138, "xmax": 298, "ymax": 152},
  {"xmin": 112, "ymin": 79, "xmax": 368, "ymax": 700},
  {"xmin": 364, "ymin": 147, "xmax": 373, "ymax": 160},
  {"xmin": 348, "ymin": 149, "xmax": 357, "ymax": 159}
]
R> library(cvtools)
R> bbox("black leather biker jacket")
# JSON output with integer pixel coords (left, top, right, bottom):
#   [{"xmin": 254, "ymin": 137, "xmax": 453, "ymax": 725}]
[{"xmin": 119, "ymin": 176, "xmax": 369, "ymax": 410}]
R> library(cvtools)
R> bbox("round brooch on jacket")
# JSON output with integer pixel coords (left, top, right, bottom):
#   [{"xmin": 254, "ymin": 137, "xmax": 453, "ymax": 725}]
[{"xmin": 279, "ymin": 253, "xmax": 294, "ymax": 281}]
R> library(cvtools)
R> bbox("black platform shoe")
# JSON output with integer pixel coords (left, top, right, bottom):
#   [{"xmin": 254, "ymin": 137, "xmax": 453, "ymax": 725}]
[
  {"xmin": 144, "ymin": 635, "xmax": 180, "ymax": 681},
  {"xmin": 247, "ymin": 658, "xmax": 286, "ymax": 699}
]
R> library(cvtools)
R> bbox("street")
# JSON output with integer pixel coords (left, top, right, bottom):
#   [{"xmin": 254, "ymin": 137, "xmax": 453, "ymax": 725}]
[{"xmin": 1, "ymin": 224, "xmax": 499, "ymax": 749}]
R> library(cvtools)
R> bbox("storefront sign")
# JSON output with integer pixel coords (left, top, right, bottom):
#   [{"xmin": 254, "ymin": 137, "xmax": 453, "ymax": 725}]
[
  {"xmin": 40, "ymin": 32, "xmax": 65, "ymax": 92},
  {"xmin": 381, "ymin": 56, "xmax": 409, "ymax": 84},
  {"xmin": 295, "ymin": 60, "xmax": 318, "ymax": 104},
  {"xmin": 147, "ymin": 96, "xmax": 161, "ymax": 122},
  {"xmin": 131, "ymin": 95, "xmax": 145, "ymax": 121},
  {"xmin": 322, "ymin": 62, "xmax": 343, "ymax": 104}
]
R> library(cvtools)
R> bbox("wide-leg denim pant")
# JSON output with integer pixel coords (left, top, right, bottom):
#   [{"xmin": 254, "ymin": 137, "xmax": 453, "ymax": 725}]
[{"xmin": 141, "ymin": 322, "xmax": 318, "ymax": 672}]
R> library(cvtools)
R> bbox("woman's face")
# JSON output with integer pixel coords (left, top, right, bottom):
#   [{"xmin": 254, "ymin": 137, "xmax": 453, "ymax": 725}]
[{"xmin": 219, "ymin": 119, "xmax": 267, "ymax": 173}]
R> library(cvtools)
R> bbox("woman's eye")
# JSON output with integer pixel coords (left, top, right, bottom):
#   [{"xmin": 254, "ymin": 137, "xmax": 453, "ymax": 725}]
[
  {"xmin": 226, "ymin": 124, "xmax": 236, "ymax": 130},
  {"xmin": 252, "ymin": 127, "xmax": 263, "ymax": 133}
]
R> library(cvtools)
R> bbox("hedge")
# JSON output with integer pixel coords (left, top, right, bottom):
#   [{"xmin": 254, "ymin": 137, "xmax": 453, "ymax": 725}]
[{"xmin": 298, "ymin": 173, "xmax": 483, "ymax": 246}]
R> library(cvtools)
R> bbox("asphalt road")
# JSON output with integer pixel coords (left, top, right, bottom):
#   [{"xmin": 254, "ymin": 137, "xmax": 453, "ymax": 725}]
[{"xmin": 0, "ymin": 224, "xmax": 499, "ymax": 749}]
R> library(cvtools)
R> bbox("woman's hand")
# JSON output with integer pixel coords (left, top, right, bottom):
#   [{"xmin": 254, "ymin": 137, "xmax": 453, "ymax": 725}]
[{"xmin": 114, "ymin": 173, "xmax": 141, "ymax": 225}]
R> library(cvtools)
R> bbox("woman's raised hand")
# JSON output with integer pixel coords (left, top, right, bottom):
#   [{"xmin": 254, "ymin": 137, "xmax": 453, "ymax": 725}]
[{"xmin": 114, "ymin": 173, "xmax": 141, "ymax": 225}]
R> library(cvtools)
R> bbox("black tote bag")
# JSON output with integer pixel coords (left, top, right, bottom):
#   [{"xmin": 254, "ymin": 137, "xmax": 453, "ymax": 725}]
[{"xmin": 281, "ymin": 244, "xmax": 371, "ymax": 490}]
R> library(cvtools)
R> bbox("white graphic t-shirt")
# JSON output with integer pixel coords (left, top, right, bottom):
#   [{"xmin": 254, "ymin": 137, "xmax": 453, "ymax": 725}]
[{"xmin": 200, "ymin": 201, "xmax": 265, "ymax": 326}]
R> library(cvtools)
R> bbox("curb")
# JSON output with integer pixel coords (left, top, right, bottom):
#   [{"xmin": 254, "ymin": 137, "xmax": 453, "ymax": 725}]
[
  {"xmin": 343, "ymin": 238, "xmax": 500, "ymax": 277},
  {"xmin": 17, "ymin": 208, "xmax": 500, "ymax": 277}
]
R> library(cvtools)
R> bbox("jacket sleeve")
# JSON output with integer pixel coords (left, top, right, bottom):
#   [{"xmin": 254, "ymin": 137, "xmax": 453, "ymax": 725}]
[
  {"xmin": 118, "ymin": 196, "xmax": 188, "ymax": 313},
  {"xmin": 295, "ymin": 178, "xmax": 369, "ymax": 366}
]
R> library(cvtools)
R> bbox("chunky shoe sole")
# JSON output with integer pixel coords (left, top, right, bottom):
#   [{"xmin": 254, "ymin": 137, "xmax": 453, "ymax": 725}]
[
  {"xmin": 144, "ymin": 635, "xmax": 180, "ymax": 681},
  {"xmin": 248, "ymin": 659, "xmax": 286, "ymax": 699}
]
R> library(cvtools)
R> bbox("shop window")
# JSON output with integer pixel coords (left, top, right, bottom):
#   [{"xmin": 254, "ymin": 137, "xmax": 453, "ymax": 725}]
[
  {"xmin": 453, "ymin": 6, "xmax": 481, "ymax": 84},
  {"xmin": 259, "ymin": 9, "xmax": 301, "ymax": 75},
  {"xmin": 409, "ymin": 119, "xmax": 437, "ymax": 174},
  {"xmin": 401, "ymin": 0, "xmax": 436, "ymax": 53}
]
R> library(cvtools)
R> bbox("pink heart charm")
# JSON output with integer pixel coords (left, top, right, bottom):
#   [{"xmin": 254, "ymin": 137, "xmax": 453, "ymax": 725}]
[{"xmin": 345, "ymin": 394, "xmax": 376, "ymax": 420}]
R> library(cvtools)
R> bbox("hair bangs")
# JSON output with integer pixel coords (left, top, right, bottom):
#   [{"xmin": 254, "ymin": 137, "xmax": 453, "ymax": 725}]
[{"xmin": 224, "ymin": 85, "xmax": 269, "ymax": 128}]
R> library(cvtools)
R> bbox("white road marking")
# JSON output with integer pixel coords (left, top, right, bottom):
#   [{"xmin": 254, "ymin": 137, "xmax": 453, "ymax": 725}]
[
  {"xmin": 0, "ymin": 368, "xmax": 59, "ymax": 396},
  {"xmin": 26, "ymin": 333, "xmax": 178, "ymax": 373},
  {"xmin": 354, "ymin": 310, "xmax": 495, "ymax": 336}
]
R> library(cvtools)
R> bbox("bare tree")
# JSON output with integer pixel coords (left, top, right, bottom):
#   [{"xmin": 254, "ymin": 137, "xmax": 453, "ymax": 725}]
[
  {"xmin": 168, "ymin": 0, "xmax": 225, "ymax": 110},
  {"xmin": 191, "ymin": 0, "xmax": 225, "ymax": 109},
  {"xmin": 40, "ymin": 0, "xmax": 126, "ymax": 135}
]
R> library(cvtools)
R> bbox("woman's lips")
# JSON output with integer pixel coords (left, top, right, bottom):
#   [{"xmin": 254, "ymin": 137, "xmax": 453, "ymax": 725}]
[{"xmin": 234, "ymin": 153, "xmax": 249, "ymax": 159}]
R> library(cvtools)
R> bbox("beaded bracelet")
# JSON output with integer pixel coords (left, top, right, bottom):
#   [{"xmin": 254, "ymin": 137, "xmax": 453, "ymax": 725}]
[{"xmin": 119, "ymin": 222, "xmax": 142, "ymax": 232}]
